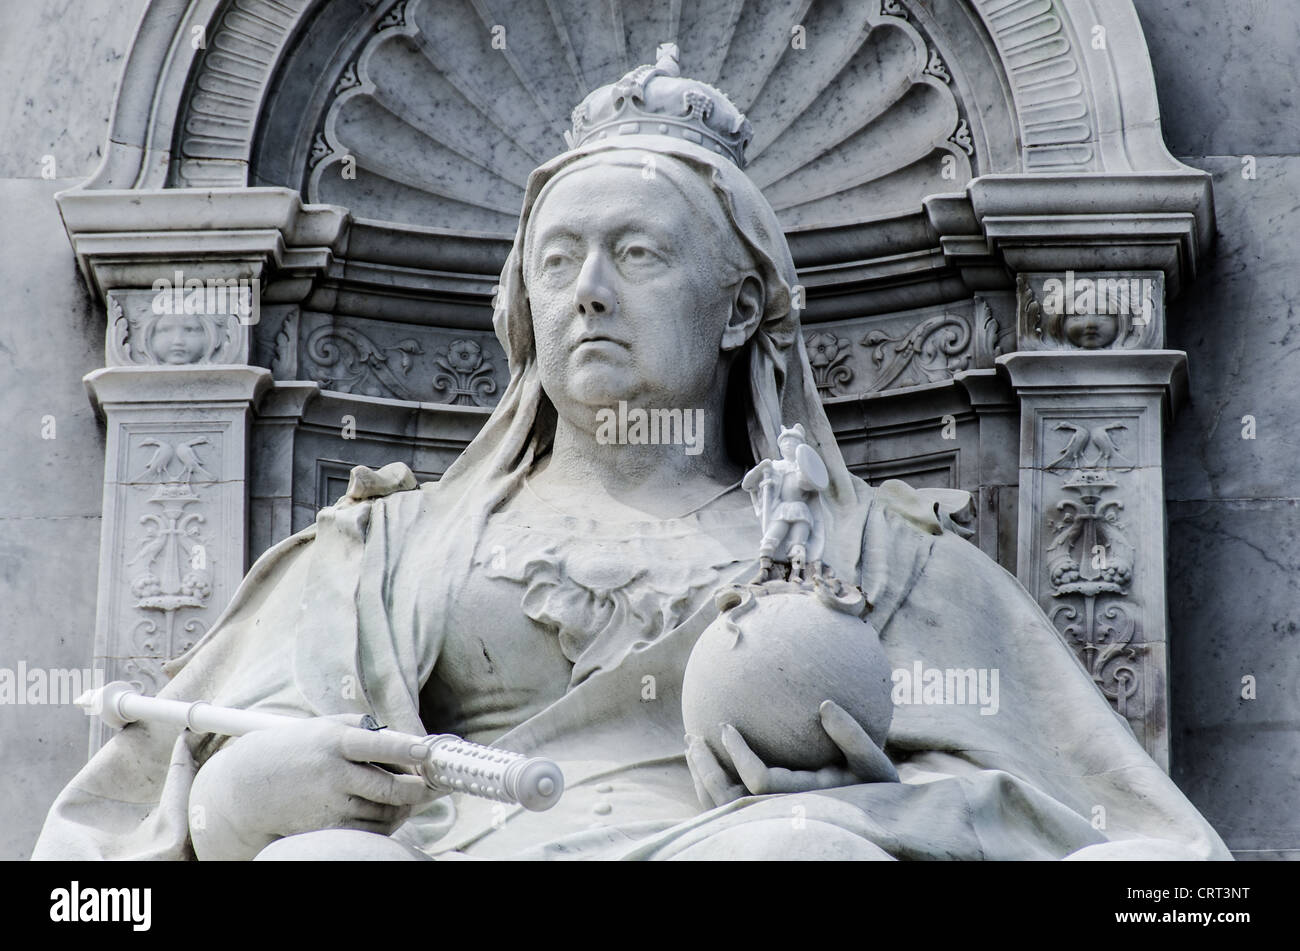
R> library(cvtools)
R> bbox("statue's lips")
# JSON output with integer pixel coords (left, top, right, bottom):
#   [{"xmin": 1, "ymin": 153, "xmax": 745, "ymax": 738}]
[{"xmin": 573, "ymin": 335, "xmax": 630, "ymax": 353}]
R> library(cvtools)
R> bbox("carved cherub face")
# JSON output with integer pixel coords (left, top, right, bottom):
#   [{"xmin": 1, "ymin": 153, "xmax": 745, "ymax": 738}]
[
  {"xmin": 149, "ymin": 314, "xmax": 208, "ymax": 365},
  {"xmin": 1061, "ymin": 312, "xmax": 1119, "ymax": 349},
  {"xmin": 523, "ymin": 159, "xmax": 761, "ymax": 420}
]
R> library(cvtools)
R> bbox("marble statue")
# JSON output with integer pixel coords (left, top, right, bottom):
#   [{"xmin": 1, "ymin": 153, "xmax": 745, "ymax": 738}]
[
  {"xmin": 743, "ymin": 423, "xmax": 830, "ymax": 583},
  {"xmin": 34, "ymin": 46, "xmax": 1230, "ymax": 861}
]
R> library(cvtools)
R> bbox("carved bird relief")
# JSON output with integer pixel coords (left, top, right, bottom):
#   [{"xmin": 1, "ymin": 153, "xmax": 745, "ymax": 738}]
[
  {"xmin": 132, "ymin": 436, "xmax": 216, "ymax": 485},
  {"xmin": 1046, "ymin": 421, "xmax": 1133, "ymax": 473}
]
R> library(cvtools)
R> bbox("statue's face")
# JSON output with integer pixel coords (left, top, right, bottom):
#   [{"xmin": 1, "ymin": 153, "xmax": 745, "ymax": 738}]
[
  {"xmin": 1062, "ymin": 312, "xmax": 1119, "ymax": 349},
  {"xmin": 150, "ymin": 315, "xmax": 208, "ymax": 364},
  {"xmin": 524, "ymin": 161, "xmax": 745, "ymax": 415}
]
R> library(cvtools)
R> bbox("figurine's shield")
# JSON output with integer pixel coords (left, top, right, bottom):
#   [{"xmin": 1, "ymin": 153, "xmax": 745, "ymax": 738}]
[{"xmin": 796, "ymin": 443, "xmax": 829, "ymax": 490}]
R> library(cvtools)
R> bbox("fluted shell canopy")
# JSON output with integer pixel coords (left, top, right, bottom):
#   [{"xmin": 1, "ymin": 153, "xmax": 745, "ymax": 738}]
[{"xmin": 307, "ymin": 0, "xmax": 973, "ymax": 234}]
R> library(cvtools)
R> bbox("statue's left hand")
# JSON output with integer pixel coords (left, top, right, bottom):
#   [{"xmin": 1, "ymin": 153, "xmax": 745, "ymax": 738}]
[{"xmin": 686, "ymin": 700, "xmax": 898, "ymax": 809}]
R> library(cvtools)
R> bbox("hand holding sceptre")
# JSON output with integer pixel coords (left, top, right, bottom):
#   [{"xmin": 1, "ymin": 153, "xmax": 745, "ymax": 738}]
[{"xmin": 78, "ymin": 681, "xmax": 563, "ymax": 812}]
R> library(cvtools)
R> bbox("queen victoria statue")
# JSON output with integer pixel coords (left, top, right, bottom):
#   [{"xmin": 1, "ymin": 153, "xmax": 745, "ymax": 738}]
[{"xmin": 34, "ymin": 46, "xmax": 1229, "ymax": 862}]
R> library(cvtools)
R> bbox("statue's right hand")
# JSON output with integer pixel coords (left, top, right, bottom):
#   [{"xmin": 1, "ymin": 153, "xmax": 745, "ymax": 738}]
[{"xmin": 188, "ymin": 713, "xmax": 437, "ymax": 861}]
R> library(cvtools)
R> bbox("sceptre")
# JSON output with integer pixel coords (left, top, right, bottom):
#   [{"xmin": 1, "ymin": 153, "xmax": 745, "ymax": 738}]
[{"xmin": 77, "ymin": 681, "xmax": 564, "ymax": 812}]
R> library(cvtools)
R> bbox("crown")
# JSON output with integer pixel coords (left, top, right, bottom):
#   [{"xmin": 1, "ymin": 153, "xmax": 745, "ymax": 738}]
[{"xmin": 564, "ymin": 43, "xmax": 754, "ymax": 168}]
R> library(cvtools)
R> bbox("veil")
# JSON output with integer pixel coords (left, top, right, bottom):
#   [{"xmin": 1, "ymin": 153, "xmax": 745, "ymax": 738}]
[{"xmin": 420, "ymin": 133, "xmax": 871, "ymax": 577}]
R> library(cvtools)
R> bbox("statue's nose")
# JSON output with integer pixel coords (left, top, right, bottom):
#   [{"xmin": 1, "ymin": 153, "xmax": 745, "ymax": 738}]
[{"xmin": 574, "ymin": 253, "xmax": 615, "ymax": 318}]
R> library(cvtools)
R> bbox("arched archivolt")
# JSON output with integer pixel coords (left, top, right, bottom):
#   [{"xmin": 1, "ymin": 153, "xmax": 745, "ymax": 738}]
[{"xmin": 86, "ymin": 0, "xmax": 1187, "ymax": 212}]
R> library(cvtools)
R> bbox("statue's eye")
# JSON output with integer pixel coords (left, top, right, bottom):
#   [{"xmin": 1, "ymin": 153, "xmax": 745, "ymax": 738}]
[
  {"xmin": 619, "ymin": 243, "xmax": 662, "ymax": 266},
  {"xmin": 542, "ymin": 251, "xmax": 574, "ymax": 271}
]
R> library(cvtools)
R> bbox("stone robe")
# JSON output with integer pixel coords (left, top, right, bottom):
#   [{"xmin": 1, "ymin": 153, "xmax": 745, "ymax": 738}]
[{"xmin": 33, "ymin": 469, "xmax": 1230, "ymax": 861}]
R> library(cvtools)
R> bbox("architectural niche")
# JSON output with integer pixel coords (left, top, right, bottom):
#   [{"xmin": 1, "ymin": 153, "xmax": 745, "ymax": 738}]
[{"xmin": 58, "ymin": 0, "xmax": 1214, "ymax": 768}]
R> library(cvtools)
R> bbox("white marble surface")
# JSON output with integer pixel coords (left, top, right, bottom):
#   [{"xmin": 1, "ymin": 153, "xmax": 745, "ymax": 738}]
[
  {"xmin": 1136, "ymin": 0, "xmax": 1300, "ymax": 158},
  {"xmin": 1133, "ymin": 0, "xmax": 1300, "ymax": 857},
  {"xmin": 0, "ymin": 0, "xmax": 147, "ymax": 179},
  {"xmin": 0, "ymin": 0, "xmax": 149, "ymax": 858}
]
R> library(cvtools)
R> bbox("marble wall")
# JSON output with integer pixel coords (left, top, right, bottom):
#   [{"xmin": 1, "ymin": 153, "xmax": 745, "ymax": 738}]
[
  {"xmin": 1135, "ymin": 0, "xmax": 1300, "ymax": 858},
  {"xmin": 0, "ymin": 0, "xmax": 149, "ymax": 860}
]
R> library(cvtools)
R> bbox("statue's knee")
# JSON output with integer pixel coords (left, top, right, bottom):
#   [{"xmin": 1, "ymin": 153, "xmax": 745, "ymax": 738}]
[
  {"xmin": 255, "ymin": 829, "xmax": 429, "ymax": 861},
  {"xmin": 667, "ymin": 818, "xmax": 894, "ymax": 861}
]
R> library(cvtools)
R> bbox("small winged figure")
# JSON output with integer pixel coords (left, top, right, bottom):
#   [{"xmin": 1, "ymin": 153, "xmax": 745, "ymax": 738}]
[{"xmin": 741, "ymin": 423, "xmax": 830, "ymax": 583}]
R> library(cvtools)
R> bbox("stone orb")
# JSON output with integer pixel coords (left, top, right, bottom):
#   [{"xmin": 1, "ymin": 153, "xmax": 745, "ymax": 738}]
[{"xmin": 682, "ymin": 588, "xmax": 894, "ymax": 774}]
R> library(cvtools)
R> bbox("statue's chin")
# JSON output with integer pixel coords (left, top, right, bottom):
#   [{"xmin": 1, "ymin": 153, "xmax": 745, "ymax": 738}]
[{"xmin": 561, "ymin": 367, "xmax": 645, "ymax": 410}]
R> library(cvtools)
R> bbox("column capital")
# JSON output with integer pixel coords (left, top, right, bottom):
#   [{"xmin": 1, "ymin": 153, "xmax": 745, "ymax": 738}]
[
  {"xmin": 998, "ymin": 349, "xmax": 1188, "ymax": 417},
  {"xmin": 84, "ymin": 365, "xmax": 273, "ymax": 414}
]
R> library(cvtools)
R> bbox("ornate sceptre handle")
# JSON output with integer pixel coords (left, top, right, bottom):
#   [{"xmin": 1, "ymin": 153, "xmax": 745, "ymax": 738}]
[{"xmin": 77, "ymin": 681, "xmax": 564, "ymax": 812}]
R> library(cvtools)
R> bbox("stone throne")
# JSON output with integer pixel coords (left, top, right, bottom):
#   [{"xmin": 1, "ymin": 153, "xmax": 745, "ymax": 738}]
[{"xmin": 61, "ymin": 0, "xmax": 1213, "ymax": 768}]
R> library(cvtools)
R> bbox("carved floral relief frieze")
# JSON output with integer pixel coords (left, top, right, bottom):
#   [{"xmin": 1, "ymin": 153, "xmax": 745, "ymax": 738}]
[
  {"xmin": 803, "ymin": 308, "xmax": 980, "ymax": 398},
  {"xmin": 432, "ymin": 338, "xmax": 498, "ymax": 406},
  {"xmin": 1042, "ymin": 417, "xmax": 1142, "ymax": 719},
  {"xmin": 862, "ymin": 313, "xmax": 973, "ymax": 391},
  {"xmin": 293, "ymin": 316, "xmax": 504, "ymax": 406},
  {"xmin": 805, "ymin": 333, "xmax": 854, "ymax": 397},
  {"xmin": 305, "ymin": 325, "xmax": 426, "ymax": 400}
]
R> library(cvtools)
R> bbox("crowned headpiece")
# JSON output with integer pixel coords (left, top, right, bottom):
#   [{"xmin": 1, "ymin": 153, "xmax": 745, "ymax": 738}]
[{"xmin": 564, "ymin": 43, "xmax": 754, "ymax": 168}]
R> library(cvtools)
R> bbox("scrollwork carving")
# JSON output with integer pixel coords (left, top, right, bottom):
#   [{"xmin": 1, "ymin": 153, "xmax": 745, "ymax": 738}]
[
  {"xmin": 1049, "ymin": 598, "xmax": 1140, "ymax": 717},
  {"xmin": 376, "ymin": 0, "xmax": 408, "ymax": 32},
  {"xmin": 861, "ymin": 314, "xmax": 972, "ymax": 391},
  {"xmin": 1044, "ymin": 419, "xmax": 1141, "ymax": 719},
  {"xmin": 948, "ymin": 118, "xmax": 974, "ymax": 157},
  {"xmin": 335, "ymin": 61, "xmax": 361, "ymax": 95},
  {"xmin": 924, "ymin": 47, "xmax": 951, "ymax": 83},
  {"xmin": 125, "ymin": 435, "xmax": 218, "ymax": 670},
  {"xmin": 305, "ymin": 325, "xmax": 425, "ymax": 399},
  {"xmin": 976, "ymin": 295, "xmax": 1013, "ymax": 363},
  {"xmin": 309, "ymin": 131, "xmax": 332, "ymax": 169}
]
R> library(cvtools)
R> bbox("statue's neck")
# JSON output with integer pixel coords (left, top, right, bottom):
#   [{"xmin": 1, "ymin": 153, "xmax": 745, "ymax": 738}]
[{"xmin": 532, "ymin": 410, "xmax": 743, "ymax": 520}]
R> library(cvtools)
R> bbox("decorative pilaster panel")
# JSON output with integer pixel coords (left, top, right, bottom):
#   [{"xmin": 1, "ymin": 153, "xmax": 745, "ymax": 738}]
[
  {"xmin": 999, "ymin": 351, "xmax": 1187, "ymax": 771},
  {"xmin": 84, "ymin": 367, "xmax": 270, "ymax": 750}
]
